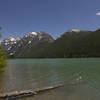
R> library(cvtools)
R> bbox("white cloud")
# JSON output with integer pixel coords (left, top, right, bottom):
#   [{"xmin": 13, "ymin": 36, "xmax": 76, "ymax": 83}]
[{"xmin": 96, "ymin": 12, "xmax": 100, "ymax": 15}]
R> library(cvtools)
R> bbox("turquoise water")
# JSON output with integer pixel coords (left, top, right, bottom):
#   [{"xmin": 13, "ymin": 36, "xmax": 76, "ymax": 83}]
[{"xmin": 0, "ymin": 58, "xmax": 100, "ymax": 100}]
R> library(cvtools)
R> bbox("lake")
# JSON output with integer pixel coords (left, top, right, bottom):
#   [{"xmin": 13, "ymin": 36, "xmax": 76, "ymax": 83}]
[{"xmin": 0, "ymin": 58, "xmax": 100, "ymax": 100}]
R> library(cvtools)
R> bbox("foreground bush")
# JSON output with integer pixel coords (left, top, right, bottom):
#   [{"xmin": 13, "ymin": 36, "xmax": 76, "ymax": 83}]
[{"xmin": 0, "ymin": 47, "xmax": 6, "ymax": 72}]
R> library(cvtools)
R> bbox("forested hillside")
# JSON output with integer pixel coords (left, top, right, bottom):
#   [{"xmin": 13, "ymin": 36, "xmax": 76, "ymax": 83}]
[{"xmin": 29, "ymin": 29, "xmax": 100, "ymax": 58}]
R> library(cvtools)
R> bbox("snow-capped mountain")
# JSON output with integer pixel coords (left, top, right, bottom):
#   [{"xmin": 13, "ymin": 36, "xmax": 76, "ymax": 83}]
[
  {"xmin": 1, "ymin": 37, "xmax": 21, "ymax": 55},
  {"xmin": 1, "ymin": 29, "xmax": 100, "ymax": 58},
  {"xmin": 1, "ymin": 31, "xmax": 54, "ymax": 57}
]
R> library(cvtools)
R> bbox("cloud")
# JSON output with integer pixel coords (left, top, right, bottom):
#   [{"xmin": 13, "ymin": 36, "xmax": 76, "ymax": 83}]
[{"xmin": 96, "ymin": 12, "xmax": 100, "ymax": 15}]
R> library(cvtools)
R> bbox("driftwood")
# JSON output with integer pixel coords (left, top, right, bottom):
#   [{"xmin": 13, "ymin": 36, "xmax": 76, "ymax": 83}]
[{"xmin": 0, "ymin": 80, "xmax": 84, "ymax": 99}]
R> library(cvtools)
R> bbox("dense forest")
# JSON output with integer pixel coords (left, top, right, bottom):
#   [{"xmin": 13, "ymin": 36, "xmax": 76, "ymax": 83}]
[{"xmin": 0, "ymin": 27, "xmax": 6, "ymax": 72}]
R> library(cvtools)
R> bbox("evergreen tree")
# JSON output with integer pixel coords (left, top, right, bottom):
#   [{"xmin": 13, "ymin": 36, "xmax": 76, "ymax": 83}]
[{"xmin": 0, "ymin": 26, "xmax": 6, "ymax": 72}]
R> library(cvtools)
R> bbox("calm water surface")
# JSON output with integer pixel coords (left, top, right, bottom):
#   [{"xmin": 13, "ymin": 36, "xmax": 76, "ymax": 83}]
[{"xmin": 0, "ymin": 58, "xmax": 100, "ymax": 100}]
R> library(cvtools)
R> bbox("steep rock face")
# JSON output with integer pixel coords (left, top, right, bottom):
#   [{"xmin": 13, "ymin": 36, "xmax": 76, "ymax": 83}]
[
  {"xmin": 1, "ymin": 37, "xmax": 21, "ymax": 55},
  {"xmin": 1, "ymin": 32, "xmax": 54, "ymax": 57}
]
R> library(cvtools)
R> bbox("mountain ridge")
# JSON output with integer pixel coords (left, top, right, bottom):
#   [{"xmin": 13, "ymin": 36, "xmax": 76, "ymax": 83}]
[{"xmin": 1, "ymin": 29, "xmax": 100, "ymax": 58}]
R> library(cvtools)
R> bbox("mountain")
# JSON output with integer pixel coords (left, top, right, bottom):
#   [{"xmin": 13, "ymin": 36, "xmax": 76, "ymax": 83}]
[
  {"xmin": 1, "ymin": 29, "xmax": 100, "ymax": 58},
  {"xmin": 1, "ymin": 31, "xmax": 54, "ymax": 58},
  {"xmin": 37, "ymin": 29, "xmax": 92, "ymax": 58},
  {"xmin": 1, "ymin": 37, "xmax": 21, "ymax": 56},
  {"xmin": 40, "ymin": 29, "xmax": 100, "ymax": 58}
]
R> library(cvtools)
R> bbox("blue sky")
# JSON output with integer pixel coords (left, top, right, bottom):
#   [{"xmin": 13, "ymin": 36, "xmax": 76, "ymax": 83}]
[{"xmin": 0, "ymin": 0, "xmax": 100, "ymax": 39}]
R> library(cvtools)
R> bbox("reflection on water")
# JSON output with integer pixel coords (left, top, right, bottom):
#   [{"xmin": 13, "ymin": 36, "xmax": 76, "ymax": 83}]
[
  {"xmin": 0, "ymin": 58, "xmax": 100, "ymax": 100},
  {"xmin": 0, "ymin": 72, "xmax": 5, "ymax": 93}
]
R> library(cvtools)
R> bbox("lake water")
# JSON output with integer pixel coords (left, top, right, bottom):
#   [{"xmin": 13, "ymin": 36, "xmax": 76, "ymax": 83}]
[{"xmin": 0, "ymin": 58, "xmax": 100, "ymax": 100}]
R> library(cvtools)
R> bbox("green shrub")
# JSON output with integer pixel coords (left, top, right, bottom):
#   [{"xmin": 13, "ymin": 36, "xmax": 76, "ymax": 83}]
[
  {"xmin": 0, "ymin": 47, "xmax": 6, "ymax": 72},
  {"xmin": 0, "ymin": 27, "xmax": 6, "ymax": 72}
]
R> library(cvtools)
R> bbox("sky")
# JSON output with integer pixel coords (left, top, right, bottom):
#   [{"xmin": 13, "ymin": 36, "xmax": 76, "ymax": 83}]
[{"xmin": 0, "ymin": 0, "xmax": 100, "ymax": 39}]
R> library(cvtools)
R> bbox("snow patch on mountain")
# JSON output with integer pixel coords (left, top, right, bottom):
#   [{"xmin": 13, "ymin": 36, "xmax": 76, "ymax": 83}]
[{"xmin": 30, "ymin": 32, "xmax": 37, "ymax": 36}]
